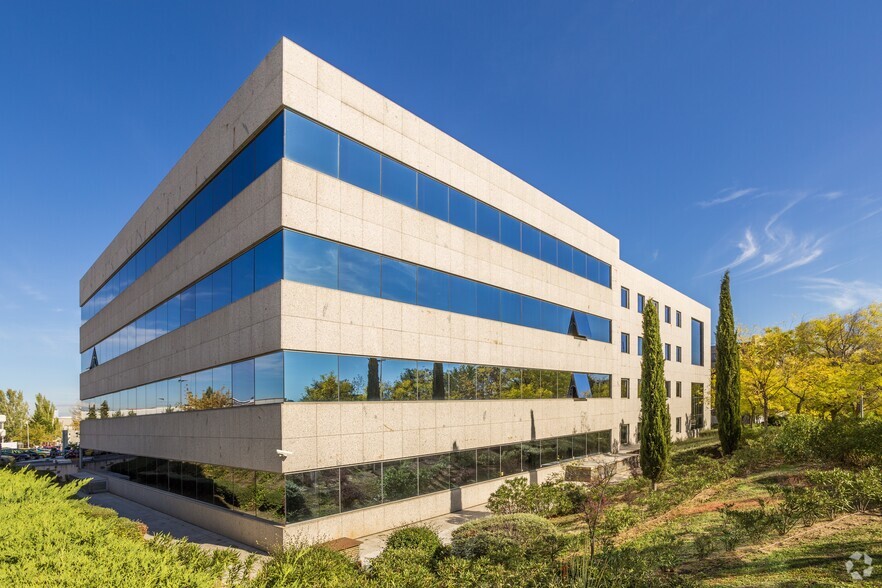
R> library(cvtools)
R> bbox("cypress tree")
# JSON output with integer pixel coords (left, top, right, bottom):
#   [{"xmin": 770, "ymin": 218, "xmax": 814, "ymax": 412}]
[
  {"xmin": 715, "ymin": 271, "xmax": 742, "ymax": 454},
  {"xmin": 639, "ymin": 299, "xmax": 671, "ymax": 490},
  {"xmin": 367, "ymin": 358, "xmax": 381, "ymax": 400}
]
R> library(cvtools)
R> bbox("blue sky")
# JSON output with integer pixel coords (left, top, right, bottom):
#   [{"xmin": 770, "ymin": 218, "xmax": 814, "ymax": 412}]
[{"xmin": 2, "ymin": 1, "xmax": 882, "ymax": 413}]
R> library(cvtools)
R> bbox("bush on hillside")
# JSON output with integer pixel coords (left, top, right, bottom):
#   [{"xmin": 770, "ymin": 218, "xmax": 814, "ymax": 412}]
[
  {"xmin": 383, "ymin": 525, "xmax": 443, "ymax": 558},
  {"xmin": 367, "ymin": 546, "xmax": 436, "ymax": 588},
  {"xmin": 486, "ymin": 477, "xmax": 588, "ymax": 517},
  {"xmin": 251, "ymin": 545, "xmax": 368, "ymax": 588},
  {"xmin": 450, "ymin": 513, "xmax": 562, "ymax": 567}
]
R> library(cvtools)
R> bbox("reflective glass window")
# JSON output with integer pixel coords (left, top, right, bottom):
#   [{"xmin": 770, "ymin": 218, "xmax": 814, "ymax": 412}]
[
  {"xmin": 254, "ymin": 353, "xmax": 284, "ymax": 402},
  {"xmin": 418, "ymin": 454, "xmax": 449, "ymax": 494},
  {"xmin": 285, "ymin": 111, "xmax": 339, "ymax": 177},
  {"xmin": 499, "ymin": 290, "xmax": 521, "ymax": 325},
  {"xmin": 540, "ymin": 232, "xmax": 557, "ymax": 265},
  {"xmin": 476, "ymin": 283, "xmax": 500, "ymax": 321},
  {"xmin": 477, "ymin": 447, "xmax": 501, "ymax": 482},
  {"xmin": 231, "ymin": 359, "xmax": 255, "ymax": 405},
  {"xmin": 255, "ymin": 472, "xmax": 286, "ymax": 523},
  {"xmin": 449, "ymin": 276, "xmax": 477, "ymax": 316},
  {"xmin": 418, "ymin": 361, "xmax": 446, "ymax": 400},
  {"xmin": 284, "ymin": 231, "xmax": 338, "ymax": 289},
  {"xmin": 416, "ymin": 267, "xmax": 449, "ymax": 311},
  {"xmin": 381, "ymin": 258, "xmax": 417, "ymax": 304},
  {"xmin": 212, "ymin": 466, "xmax": 257, "ymax": 516},
  {"xmin": 572, "ymin": 249, "xmax": 588, "ymax": 279},
  {"xmin": 691, "ymin": 319, "xmax": 704, "ymax": 366},
  {"xmin": 521, "ymin": 296, "xmax": 541, "ymax": 329},
  {"xmin": 340, "ymin": 136, "xmax": 381, "ymax": 193},
  {"xmin": 450, "ymin": 450, "xmax": 477, "ymax": 487},
  {"xmin": 231, "ymin": 249, "xmax": 255, "ymax": 303},
  {"xmin": 252, "ymin": 114, "xmax": 284, "ymax": 179},
  {"xmin": 167, "ymin": 295, "xmax": 181, "ymax": 331},
  {"xmin": 286, "ymin": 351, "xmax": 338, "ymax": 402},
  {"xmin": 254, "ymin": 232, "xmax": 283, "ymax": 291},
  {"xmin": 338, "ymin": 246, "xmax": 380, "ymax": 297},
  {"xmin": 449, "ymin": 189, "xmax": 475, "ymax": 232},
  {"xmin": 540, "ymin": 438, "xmax": 558, "ymax": 466},
  {"xmin": 381, "ymin": 157, "xmax": 416, "ymax": 208},
  {"xmin": 180, "ymin": 200, "xmax": 196, "ymax": 241},
  {"xmin": 557, "ymin": 242, "xmax": 573, "ymax": 273},
  {"xmin": 212, "ymin": 264, "xmax": 232, "ymax": 312},
  {"xmin": 523, "ymin": 441, "xmax": 541, "ymax": 470},
  {"xmin": 621, "ymin": 287, "xmax": 630, "ymax": 308},
  {"xmin": 382, "ymin": 359, "xmax": 418, "ymax": 400},
  {"xmin": 382, "ymin": 459, "xmax": 418, "ymax": 502},
  {"xmin": 500, "ymin": 367, "xmax": 521, "ymax": 399},
  {"xmin": 212, "ymin": 365, "xmax": 233, "ymax": 406},
  {"xmin": 621, "ymin": 332, "xmax": 630, "ymax": 353},
  {"xmin": 637, "ymin": 294, "xmax": 645, "ymax": 313},
  {"xmin": 477, "ymin": 366, "xmax": 500, "ymax": 400},
  {"xmin": 597, "ymin": 260, "xmax": 612, "ymax": 287},
  {"xmin": 499, "ymin": 213, "xmax": 520, "ymax": 250},
  {"xmin": 417, "ymin": 174, "xmax": 448, "ymax": 221},
  {"xmin": 588, "ymin": 373, "xmax": 612, "ymax": 398},
  {"xmin": 286, "ymin": 469, "xmax": 340, "ymax": 523},
  {"xmin": 500, "ymin": 444, "xmax": 522, "ymax": 475},
  {"xmin": 637, "ymin": 336, "xmax": 644, "ymax": 356},
  {"xmin": 522, "ymin": 224, "xmax": 540, "ymax": 258},
  {"xmin": 446, "ymin": 363, "xmax": 476, "ymax": 400},
  {"xmin": 341, "ymin": 463, "xmax": 382, "ymax": 512},
  {"xmin": 193, "ymin": 276, "xmax": 212, "ymax": 320},
  {"xmin": 339, "ymin": 355, "xmax": 381, "ymax": 401},
  {"xmin": 475, "ymin": 201, "xmax": 499, "ymax": 242},
  {"xmin": 572, "ymin": 373, "xmax": 590, "ymax": 399}
]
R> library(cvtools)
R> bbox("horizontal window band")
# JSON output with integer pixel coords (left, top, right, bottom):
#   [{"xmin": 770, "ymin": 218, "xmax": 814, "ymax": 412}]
[
  {"xmin": 82, "ymin": 229, "xmax": 612, "ymax": 373},
  {"xmin": 81, "ymin": 349, "xmax": 614, "ymax": 415},
  {"xmin": 81, "ymin": 428, "xmax": 613, "ymax": 525}
]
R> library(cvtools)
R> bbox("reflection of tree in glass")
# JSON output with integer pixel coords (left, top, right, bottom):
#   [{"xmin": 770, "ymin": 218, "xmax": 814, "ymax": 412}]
[
  {"xmin": 181, "ymin": 386, "xmax": 233, "ymax": 411},
  {"xmin": 341, "ymin": 466, "xmax": 381, "ymax": 510},
  {"xmin": 367, "ymin": 358, "xmax": 380, "ymax": 400},
  {"xmin": 384, "ymin": 368, "xmax": 419, "ymax": 400},
  {"xmin": 522, "ymin": 369, "xmax": 555, "ymax": 398},
  {"xmin": 304, "ymin": 373, "xmax": 345, "ymax": 401},
  {"xmin": 203, "ymin": 465, "xmax": 257, "ymax": 515},
  {"xmin": 254, "ymin": 471, "xmax": 286, "ymax": 523},
  {"xmin": 476, "ymin": 366, "xmax": 501, "ymax": 399},
  {"xmin": 418, "ymin": 454, "xmax": 450, "ymax": 493},
  {"xmin": 431, "ymin": 362, "xmax": 445, "ymax": 399},
  {"xmin": 589, "ymin": 375, "xmax": 611, "ymax": 398},
  {"xmin": 448, "ymin": 364, "xmax": 478, "ymax": 399},
  {"xmin": 382, "ymin": 460, "xmax": 418, "ymax": 501}
]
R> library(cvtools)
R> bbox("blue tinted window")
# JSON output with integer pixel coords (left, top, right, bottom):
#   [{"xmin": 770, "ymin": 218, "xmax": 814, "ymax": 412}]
[
  {"xmin": 691, "ymin": 319, "xmax": 704, "ymax": 366},
  {"xmin": 597, "ymin": 260, "xmax": 612, "ymax": 287},
  {"xmin": 557, "ymin": 242, "xmax": 573, "ymax": 273},
  {"xmin": 476, "ymin": 283, "xmax": 500, "ymax": 321},
  {"xmin": 572, "ymin": 249, "xmax": 588, "ymax": 279},
  {"xmin": 586, "ymin": 256, "xmax": 599, "ymax": 284},
  {"xmin": 540, "ymin": 301, "xmax": 559, "ymax": 332},
  {"xmin": 284, "ymin": 111, "xmax": 339, "ymax": 177},
  {"xmin": 476, "ymin": 201, "xmax": 499, "ymax": 242},
  {"xmin": 285, "ymin": 351, "xmax": 338, "ymax": 402},
  {"xmin": 449, "ymin": 276, "xmax": 477, "ymax": 316},
  {"xmin": 638, "ymin": 336, "xmax": 644, "ymax": 356},
  {"xmin": 211, "ymin": 166, "xmax": 234, "ymax": 214},
  {"xmin": 255, "ymin": 353, "xmax": 284, "ymax": 402},
  {"xmin": 180, "ymin": 200, "xmax": 196, "ymax": 241},
  {"xmin": 284, "ymin": 231, "xmax": 338, "ymax": 289},
  {"xmin": 231, "ymin": 249, "xmax": 255, "ymax": 303},
  {"xmin": 499, "ymin": 290, "xmax": 520, "ymax": 324},
  {"xmin": 167, "ymin": 295, "xmax": 181, "ymax": 331},
  {"xmin": 522, "ymin": 224, "xmax": 540, "ymax": 258},
  {"xmin": 231, "ymin": 359, "xmax": 255, "ymax": 405},
  {"xmin": 194, "ymin": 276, "xmax": 213, "ymax": 320},
  {"xmin": 340, "ymin": 136, "xmax": 380, "ymax": 193},
  {"xmin": 252, "ymin": 114, "xmax": 284, "ymax": 179},
  {"xmin": 254, "ymin": 233, "xmax": 283, "ymax": 291},
  {"xmin": 500, "ymin": 213, "xmax": 520, "ymax": 250},
  {"xmin": 571, "ymin": 312, "xmax": 612, "ymax": 343},
  {"xmin": 540, "ymin": 233, "xmax": 557, "ymax": 265},
  {"xmin": 231, "ymin": 139, "xmax": 256, "ymax": 196},
  {"xmin": 637, "ymin": 294, "xmax": 645, "ymax": 313},
  {"xmin": 449, "ymin": 189, "xmax": 476, "ymax": 232},
  {"xmin": 381, "ymin": 158, "xmax": 416, "ymax": 208},
  {"xmin": 417, "ymin": 174, "xmax": 448, "ymax": 221},
  {"xmin": 167, "ymin": 214, "xmax": 181, "ymax": 252},
  {"xmin": 381, "ymin": 258, "xmax": 417, "ymax": 304},
  {"xmin": 193, "ymin": 190, "xmax": 212, "ymax": 228},
  {"xmin": 521, "ymin": 297, "xmax": 541, "ymax": 329},
  {"xmin": 338, "ymin": 246, "xmax": 380, "ymax": 297},
  {"xmin": 180, "ymin": 286, "xmax": 196, "ymax": 325},
  {"xmin": 417, "ymin": 267, "xmax": 449, "ymax": 311},
  {"xmin": 212, "ymin": 264, "xmax": 232, "ymax": 311}
]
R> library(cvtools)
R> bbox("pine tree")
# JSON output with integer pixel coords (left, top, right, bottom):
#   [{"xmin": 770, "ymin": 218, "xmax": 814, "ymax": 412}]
[
  {"xmin": 99, "ymin": 400, "xmax": 109, "ymax": 419},
  {"xmin": 639, "ymin": 299, "xmax": 671, "ymax": 490},
  {"xmin": 715, "ymin": 271, "xmax": 742, "ymax": 454},
  {"xmin": 87, "ymin": 404, "xmax": 97, "ymax": 419}
]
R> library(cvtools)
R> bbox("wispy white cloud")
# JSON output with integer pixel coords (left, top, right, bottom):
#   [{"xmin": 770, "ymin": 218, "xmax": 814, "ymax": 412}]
[
  {"xmin": 18, "ymin": 283, "xmax": 48, "ymax": 303},
  {"xmin": 801, "ymin": 277, "xmax": 882, "ymax": 311},
  {"xmin": 697, "ymin": 187, "xmax": 757, "ymax": 208}
]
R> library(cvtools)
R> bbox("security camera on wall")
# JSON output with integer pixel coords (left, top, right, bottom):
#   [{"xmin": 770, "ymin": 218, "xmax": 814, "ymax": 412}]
[{"xmin": 276, "ymin": 449, "xmax": 293, "ymax": 459}]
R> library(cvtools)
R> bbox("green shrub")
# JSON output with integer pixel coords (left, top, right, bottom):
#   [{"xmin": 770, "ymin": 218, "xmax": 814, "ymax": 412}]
[
  {"xmin": 384, "ymin": 525, "xmax": 443, "ymax": 558},
  {"xmin": 435, "ymin": 557, "xmax": 517, "ymax": 587},
  {"xmin": 486, "ymin": 477, "xmax": 586, "ymax": 518},
  {"xmin": 0, "ymin": 468, "xmax": 247, "ymax": 587},
  {"xmin": 252, "ymin": 545, "xmax": 368, "ymax": 588},
  {"xmin": 368, "ymin": 547, "xmax": 436, "ymax": 587},
  {"xmin": 599, "ymin": 503, "xmax": 643, "ymax": 538},
  {"xmin": 450, "ymin": 514, "xmax": 562, "ymax": 568},
  {"xmin": 720, "ymin": 502, "xmax": 770, "ymax": 542},
  {"xmin": 854, "ymin": 466, "xmax": 882, "ymax": 512},
  {"xmin": 693, "ymin": 533, "xmax": 716, "ymax": 559},
  {"xmin": 804, "ymin": 469, "xmax": 855, "ymax": 518}
]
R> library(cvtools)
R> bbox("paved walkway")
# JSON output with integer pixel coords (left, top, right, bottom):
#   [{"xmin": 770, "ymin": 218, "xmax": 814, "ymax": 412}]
[{"xmin": 83, "ymin": 491, "xmax": 268, "ymax": 562}]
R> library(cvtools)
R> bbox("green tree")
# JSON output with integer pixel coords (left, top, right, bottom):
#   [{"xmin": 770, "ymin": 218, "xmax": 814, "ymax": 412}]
[
  {"xmin": 639, "ymin": 299, "xmax": 670, "ymax": 490},
  {"xmin": 29, "ymin": 393, "xmax": 61, "ymax": 444},
  {"xmin": 99, "ymin": 400, "xmax": 109, "ymax": 419},
  {"xmin": 367, "ymin": 358, "xmax": 381, "ymax": 400},
  {"xmin": 86, "ymin": 404, "xmax": 97, "ymax": 419},
  {"xmin": 0, "ymin": 389, "xmax": 29, "ymax": 443},
  {"xmin": 715, "ymin": 271, "xmax": 742, "ymax": 454}
]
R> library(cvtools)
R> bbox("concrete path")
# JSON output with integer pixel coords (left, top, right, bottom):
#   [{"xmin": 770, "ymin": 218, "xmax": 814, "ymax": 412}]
[{"xmin": 83, "ymin": 491, "xmax": 269, "ymax": 562}]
